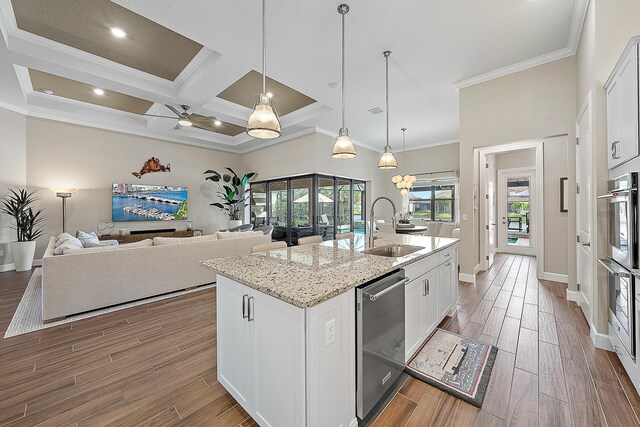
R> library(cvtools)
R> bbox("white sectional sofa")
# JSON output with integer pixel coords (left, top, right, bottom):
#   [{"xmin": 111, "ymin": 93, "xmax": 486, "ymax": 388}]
[{"xmin": 41, "ymin": 232, "xmax": 270, "ymax": 321}]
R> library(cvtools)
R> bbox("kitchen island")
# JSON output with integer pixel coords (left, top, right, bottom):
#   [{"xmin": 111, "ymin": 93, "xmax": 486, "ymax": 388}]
[{"xmin": 202, "ymin": 234, "xmax": 459, "ymax": 427}]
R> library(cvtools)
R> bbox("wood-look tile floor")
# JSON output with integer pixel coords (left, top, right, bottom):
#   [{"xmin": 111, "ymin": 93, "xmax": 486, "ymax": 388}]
[
  {"xmin": 0, "ymin": 254, "xmax": 638, "ymax": 426},
  {"xmin": 371, "ymin": 254, "xmax": 640, "ymax": 427}
]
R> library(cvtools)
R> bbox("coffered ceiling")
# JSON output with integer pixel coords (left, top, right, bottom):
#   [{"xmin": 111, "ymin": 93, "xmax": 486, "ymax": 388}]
[
  {"xmin": 12, "ymin": 0, "xmax": 203, "ymax": 81},
  {"xmin": 29, "ymin": 69, "xmax": 153, "ymax": 114},
  {"xmin": 0, "ymin": 0, "xmax": 588, "ymax": 153}
]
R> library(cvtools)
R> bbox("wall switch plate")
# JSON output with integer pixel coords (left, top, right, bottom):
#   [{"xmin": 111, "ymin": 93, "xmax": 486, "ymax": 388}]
[
  {"xmin": 325, "ymin": 319, "xmax": 336, "ymax": 346},
  {"xmin": 462, "ymin": 214, "xmax": 468, "ymax": 221}
]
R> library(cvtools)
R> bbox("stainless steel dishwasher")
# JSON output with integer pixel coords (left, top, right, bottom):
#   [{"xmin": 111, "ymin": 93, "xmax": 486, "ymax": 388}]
[{"xmin": 357, "ymin": 269, "xmax": 407, "ymax": 420}]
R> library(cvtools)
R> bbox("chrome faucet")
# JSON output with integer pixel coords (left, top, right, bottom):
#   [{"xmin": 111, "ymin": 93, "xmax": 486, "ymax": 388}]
[{"xmin": 369, "ymin": 196, "xmax": 397, "ymax": 247}]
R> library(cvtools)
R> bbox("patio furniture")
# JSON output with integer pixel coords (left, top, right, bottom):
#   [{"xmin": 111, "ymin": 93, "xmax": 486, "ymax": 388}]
[{"xmin": 508, "ymin": 216, "xmax": 522, "ymax": 231}]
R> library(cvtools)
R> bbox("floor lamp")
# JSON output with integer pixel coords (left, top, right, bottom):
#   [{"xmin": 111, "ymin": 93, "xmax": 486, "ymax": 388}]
[{"xmin": 51, "ymin": 188, "xmax": 77, "ymax": 233}]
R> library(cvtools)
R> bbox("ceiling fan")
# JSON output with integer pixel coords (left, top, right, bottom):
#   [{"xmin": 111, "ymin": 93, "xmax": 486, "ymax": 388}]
[{"xmin": 145, "ymin": 104, "xmax": 223, "ymax": 131}]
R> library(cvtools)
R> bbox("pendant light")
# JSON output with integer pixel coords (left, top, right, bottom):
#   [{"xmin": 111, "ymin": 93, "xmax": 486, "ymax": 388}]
[
  {"xmin": 332, "ymin": 4, "xmax": 357, "ymax": 159},
  {"xmin": 378, "ymin": 51, "xmax": 398, "ymax": 169},
  {"xmin": 391, "ymin": 128, "xmax": 417, "ymax": 195},
  {"xmin": 246, "ymin": 0, "xmax": 281, "ymax": 139}
]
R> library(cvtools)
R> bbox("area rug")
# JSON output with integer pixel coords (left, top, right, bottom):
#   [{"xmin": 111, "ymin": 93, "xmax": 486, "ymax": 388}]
[
  {"xmin": 405, "ymin": 328, "xmax": 498, "ymax": 407},
  {"xmin": 4, "ymin": 268, "xmax": 215, "ymax": 338}
]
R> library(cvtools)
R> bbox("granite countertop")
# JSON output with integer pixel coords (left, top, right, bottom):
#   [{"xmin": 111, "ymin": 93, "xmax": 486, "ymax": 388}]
[{"xmin": 201, "ymin": 234, "xmax": 459, "ymax": 309}]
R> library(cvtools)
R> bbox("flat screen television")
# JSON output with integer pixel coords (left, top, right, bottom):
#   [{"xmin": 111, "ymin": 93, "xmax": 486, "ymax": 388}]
[{"xmin": 112, "ymin": 183, "xmax": 188, "ymax": 222}]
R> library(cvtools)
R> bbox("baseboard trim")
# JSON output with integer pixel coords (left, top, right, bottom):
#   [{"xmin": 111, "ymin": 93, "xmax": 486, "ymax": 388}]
[
  {"xmin": 473, "ymin": 264, "xmax": 481, "ymax": 274},
  {"xmin": 540, "ymin": 272, "xmax": 569, "ymax": 283},
  {"xmin": 0, "ymin": 263, "xmax": 15, "ymax": 272},
  {"xmin": 591, "ymin": 323, "xmax": 613, "ymax": 351},
  {"xmin": 566, "ymin": 290, "xmax": 578, "ymax": 302},
  {"xmin": 459, "ymin": 273, "xmax": 476, "ymax": 284},
  {"xmin": 33, "ymin": 259, "xmax": 42, "ymax": 267},
  {"xmin": 349, "ymin": 417, "xmax": 359, "ymax": 427}
]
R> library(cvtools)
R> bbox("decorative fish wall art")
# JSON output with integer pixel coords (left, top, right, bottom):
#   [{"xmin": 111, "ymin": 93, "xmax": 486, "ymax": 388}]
[{"xmin": 132, "ymin": 157, "xmax": 171, "ymax": 179}]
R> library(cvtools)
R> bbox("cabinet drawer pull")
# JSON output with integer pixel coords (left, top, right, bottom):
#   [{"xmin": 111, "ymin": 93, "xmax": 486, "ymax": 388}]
[
  {"xmin": 445, "ymin": 262, "xmax": 451, "ymax": 267},
  {"xmin": 242, "ymin": 294, "xmax": 249, "ymax": 319},
  {"xmin": 444, "ymin": 253, "xmax": 451, "ymax": 257},
  {"xmin": 612, "ymin": 141, "xmax": 621, "ymax": 159},
  {"xmin": 248, "ymin": 296, "xmax": 255, "ymax": 321}
]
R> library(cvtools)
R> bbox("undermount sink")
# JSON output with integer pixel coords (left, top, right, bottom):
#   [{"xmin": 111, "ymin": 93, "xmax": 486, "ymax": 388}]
[{"xmin": 365, "ymin": 244, "xmax": 423, "ymax": 258}]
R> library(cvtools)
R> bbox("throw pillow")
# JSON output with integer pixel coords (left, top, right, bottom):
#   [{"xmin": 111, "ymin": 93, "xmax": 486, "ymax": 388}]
[
  {"xmin": 54, "ymin": 237, "xmax": 84, "ymax": 255},
  {"xmin": 55, "ymin": 232, "xmax": 75, "ymax": 247},
  {"xmin": 76, "ymin": 230, "xmax": 101, "ymax": 248}
]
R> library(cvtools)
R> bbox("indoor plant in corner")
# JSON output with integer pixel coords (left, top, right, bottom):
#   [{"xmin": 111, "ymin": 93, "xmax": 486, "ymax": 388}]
[
  {"xmin": 1, "ymin": 189, "xmax": 46, "ymax": 271},
  {"xmin": 204, "ymin": 168, "xmax": 256, "ymax": 229}
]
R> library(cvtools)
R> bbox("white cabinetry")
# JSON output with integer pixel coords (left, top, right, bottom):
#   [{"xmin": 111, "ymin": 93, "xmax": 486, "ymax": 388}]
[
  {"xmin": 404, "ymin": 244, "xmax": 458, "ymax": 362},
  {"xmin": 422, "ymin": 267, "xmax": 440, "ymax": 333},
  {"xmin": 217, "ymin": 276, "xmax": 355, "ymax": 427},
  {"xmin": 217, "ymin": 277, "xmax": 306, "ymax": 427},
  {"xmin": 606, "ymin": 41, "xmax": 639, "ymax": 169}
]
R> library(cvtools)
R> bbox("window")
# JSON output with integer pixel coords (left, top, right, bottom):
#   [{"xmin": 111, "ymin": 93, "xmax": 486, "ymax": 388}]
[
  {"xmin": 249, "ymin": 175, "xmax": 366, "ymax": 245},
  {"xmin": 409, "ymin": 180, "xmax": 456, "ymax": 222}
]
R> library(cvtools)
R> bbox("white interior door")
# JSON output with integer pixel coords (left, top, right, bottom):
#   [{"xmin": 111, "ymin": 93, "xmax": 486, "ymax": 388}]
[
  {"xmin": 576, "ymin": 102, "xmax": 593, "ymax": 319},
  {"xmin": 497, "ymin": 168, "xmax": 536, "ymax": 256},
  {"xmin": 486, "ymin": 155, "xmax": 497, "ymax": 268}
]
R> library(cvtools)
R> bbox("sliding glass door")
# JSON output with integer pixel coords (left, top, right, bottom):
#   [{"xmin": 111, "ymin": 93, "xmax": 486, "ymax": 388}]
[
  {"xmin": 353, "ymin": 181, "xmax": 366, "ymax": 234},
  {"xmin": 291, "ymin": 177, "xmax": 313, "ymax": 245},
  {"xmin": 337, "ymin": 178, "xmax": 352, "ymax": 236},
  {"xmin": 249, "ymin": 175, "xmax": 366, "ymax": 245},
  {"xmin": 250, "ymin": 182, "xmax": 267, "ymax": 228},
  {"xmin": 317, "ymin": 177, "xmax": 335, "ymax": 240},
  {"xmin": 268, "ymin": 180, "xmax": 288, "ymax": 243}
]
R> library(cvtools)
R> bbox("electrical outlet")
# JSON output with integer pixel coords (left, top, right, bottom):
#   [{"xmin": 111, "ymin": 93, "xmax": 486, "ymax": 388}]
[{"xmin": 325, "ymin": 319, "xmax": 336, "ymax": 346}]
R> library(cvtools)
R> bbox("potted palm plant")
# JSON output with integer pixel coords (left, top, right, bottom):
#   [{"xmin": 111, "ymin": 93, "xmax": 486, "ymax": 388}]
[
  {"xmin": 204, "ymin": 168, "xmax": 256, "ymax": 228},
  {"xmin": 1, "ymin": 189, "xmax": 46, "ymax": 271}
]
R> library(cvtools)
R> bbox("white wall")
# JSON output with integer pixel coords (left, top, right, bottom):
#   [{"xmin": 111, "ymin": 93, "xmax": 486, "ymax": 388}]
[
  {"xmin": 459, "ymin": 56, "xmax": 577, "ymax": 287},
  {"xmin": 26, "ymin": 117, "xmax": 241, "ymax": 259},
  {"xmin": 241, "ymin": 131, "xmax": 393, "ymax": 218},
  {"xmin": 0, "ymin": 107, "xmax": 27, "ymax": 269},
  {"xmin": 495, "ymin": 149, "xmax": 535, "ymax": 170}
]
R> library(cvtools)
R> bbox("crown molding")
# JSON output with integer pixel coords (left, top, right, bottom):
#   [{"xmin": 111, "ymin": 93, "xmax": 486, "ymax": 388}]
[
  {"xmin": 404, "ymin": 139, "xmax": 459, "ymax": 151},
  {"xmin": 0, "ymin": 99, "xmax": 27, "ymax": 115},
  {"xmin": 568, "ymin": 0, "xmax": 590, "ymax": 53},
  {"xmin": 452, "ymin": 47, "xmax": 575, "ymax": 92}
]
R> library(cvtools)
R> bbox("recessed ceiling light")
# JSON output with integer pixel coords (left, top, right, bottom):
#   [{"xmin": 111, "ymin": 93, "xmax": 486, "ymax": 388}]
[
  {"xmin": 214, "ymin": 120, "xmax": 222, "ymax": 126},
  {"xmin": 110, "ymin": 27, "xmax": 127, "ymax": 38},
  {"xmin": 43, "ymin": 89, "xmax": 54, "ymax": 95},
  {"xmin": 266, "ymin": 92, "xmax": 273, "ymax": 98},
  {"xmin": 178, "ymin": 118, "xmax": 192, "ymax": 127},
  {"xmin": 93, "ymin": 88, "xmax": 105, "ymax": 95}
]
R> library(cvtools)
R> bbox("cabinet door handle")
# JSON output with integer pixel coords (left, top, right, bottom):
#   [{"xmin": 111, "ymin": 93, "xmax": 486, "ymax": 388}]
[
  {"xmin": 242, "ymin": 294, "xmax": 249, "ymax": 319},
  {"xmin": 612, "ymin": 141, "xmax": 621, "ymax": 159},
  {"xmin": 426, "ymin": 279, "xmax": 430, "ymax": 295},
  {"xmin": 248, "ymin": 296, "xmax": 255, "ymax": 322},
  {"xmin": 422, "ymin": 279, "xmax": 427, "ymax": 296}
]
